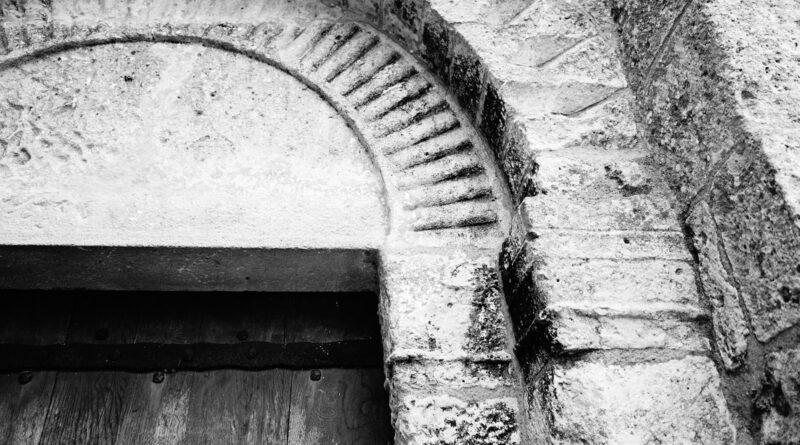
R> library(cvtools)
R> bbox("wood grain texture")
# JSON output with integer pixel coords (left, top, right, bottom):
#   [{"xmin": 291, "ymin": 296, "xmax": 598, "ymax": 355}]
[
  {"xmin": 0, "ymin": 291, "xmax": 390, "ymax": 444},
  {"xmin": 39, "ymin": 372, "xmax": 134, "ymax": 445},
  {"xmin": 113, "ymin": 372, "xmax": 193, "ymax": 445},
  {"xmin": 288, "ymin": 368, "xmax": 392, "ymax": 445},
  {"xmin": 0, "ymin": 372, "xmax": 57, "ymax": 445},
  {"xmin": 182, "ymin": 370, "xmax": 292, "ymax": 445}
]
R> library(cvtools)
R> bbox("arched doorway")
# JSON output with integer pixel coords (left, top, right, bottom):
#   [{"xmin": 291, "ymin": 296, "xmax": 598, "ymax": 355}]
[{"xmin": 0, "ymin": 1, "xmax": 524, "ymax": 444}]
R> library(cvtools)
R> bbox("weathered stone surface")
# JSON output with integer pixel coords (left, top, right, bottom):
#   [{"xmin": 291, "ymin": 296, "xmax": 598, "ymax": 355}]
[
  {"xmin": 688, "ymin": 202, "xmax": 749, "ymax": 370},
  {"xmin": 392, "ymin": 360, "xmax": 516, "ymax": 391},
  {"xmin": 549, "ymin": 356, "xmax": 735, "ymax": 444},
  {"xmin": 523, "ymin": 151, "xmax": 683, "ymax": 232},
  {"xmin": 518, "ymin": 89, "xmax": 638, "ymax": 153},
  {"xmin": 0, "ymin": 2, "xmax": 514, "ymax": 247},
  {"xmin": 508, "ymin": 253, "xmax": 707, "ymax": 353},
  {"xmin": 0, "ymin": 42, "xmax": 386, "ymax": 249},
  {"xmin": 757, "ymin": 348, "xmax": 800, "ymax": 444},
  {"xmin": 392, "ymin": 395, "xmax": 521, "ymax": 445},
  {"xmin": 613, "ymin": 0, "xmax": 800, "ymax": 343},
  {"xmin": 380, "ymin": 250, "xmax": 513, "ymax": 361}
]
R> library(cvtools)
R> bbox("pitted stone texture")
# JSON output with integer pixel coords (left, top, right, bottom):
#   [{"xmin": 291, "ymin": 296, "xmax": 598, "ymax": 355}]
[
  {"xmin": 392, "ymin": 395, "xmax": 521, "ymax": 445},
  {"xmin": 688, "ymin": 202, "xmax": 749, "ymax": 370},
  {"xmin": 612, "ymin": 0, "xmax": 800, "ymax": 343},
  {"xmin": 527, "ymin": 150, "xmax": 683, "ymax": 232},
  {"xmin": 0, "ymin": 41, "xmax": 386, "ymax": 249},
  {"xmin": 380, "ymin": 250, "xmax": 513, "ymax": 362},
  {"xmin": 392, "ymin": 360, "xmax": 517, "ymax": 392},
  {"xmin": 757, "ymin": 348, "xmax": 800, "ymax": 444},
  {"xmin": 549, "ymin": 356, "xmax": 735, "ymax": 444},
  {"xmin": 504, "ymin": 227, "xmax": 707, "ymax": 354}
]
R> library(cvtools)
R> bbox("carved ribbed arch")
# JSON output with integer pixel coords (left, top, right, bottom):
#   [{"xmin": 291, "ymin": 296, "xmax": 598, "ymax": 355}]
[{"xmin": 0, "ymin": 1, "xmax": 512, "ymax": 248}]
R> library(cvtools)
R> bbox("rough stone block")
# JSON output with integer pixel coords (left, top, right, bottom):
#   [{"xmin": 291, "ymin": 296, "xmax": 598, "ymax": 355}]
[
  {"xmin": 499, "ymin": 79, "xmax": 624, "ymax": 119},
  {"xmin": 503, "ymin": 222, "xmax": 707, "ymax": 355},
  {"xmin": 420, "ymin": 12, "xmax": 452, "ymax": 82},
  {"xmin": 496, "ymin": 0, "xmax": 596, "ymax": 70},
  {"xmin": 523, "ymin": 152, "xmax": 683, "ymax": 231},
  {"xmin": 502, "ymin": 228, "xmax": 692, "ymax": 311},
  {"xmin": 392, "ymin": 360, "xmax": 516, "ymax": 392},
  {"xmin": 427, "ymin": 0, "xmax": 532, "ymax": 28},
  {"xmin": 608, "ymin": 0, "xmax": 690, "ymax": 91},
  {"xmin": 709, "ymin": 152, "xmax": 800, "ymax": 342},
  {"xmin": 688, "ymin": 201, "xmax": 749, "ymax": 369},
  {"xmin": 529, "ymin": 257, "xmax": 702, "ymax": 313},
  {"xmin": 518, "ymin": 88, "xmax": 638, "ymax": 152},
  {"xmin": 534, "ymin": 150, "xmax": 667, "ymax": 201},
  {"xmin": 380, "ymin": 250, "xmax": 513, "ymax": 361},
  {"xmin": 529, "ymin": 229, "xmax": 691, "ymax": 262},
  {"xmin": 521, "ymin": 194, "xmax": 681, "ymax": 232},
  {"xmin": 392, "ymin": 395, "xmax": 522, "ymax": 445},
  {"xmin": 342, "ymin": 0, "xmax": 381, "ymax": 22},
  {"xmin": 548, "ymin": 356, "xmax": 735, "ymax": 443},
  {"xmin": 449, "ymin": 37, "xmax": 485, "ymax": 120},
  {"xmin": 547, "ymin": 310, "xmax": 709, "ymax": 352},
  {"xmin": 383, "ymin": 0, "xmax": 425, "ymax": 50},
  {"xmin": 757, "ymin": 348, "xmax": 800, "ymax": 444}
]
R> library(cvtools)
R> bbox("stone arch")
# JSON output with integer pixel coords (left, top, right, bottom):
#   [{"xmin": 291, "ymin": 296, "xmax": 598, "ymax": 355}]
[
  {"xmin": 0, "ymin": 9, "xmax": 512, "ymax": 248},
  {"xmin": 0, "ymin": 0, "xmax": 744, "ymax": 443},
  {"xmin": 1, "ymin": 1, "xmax": 526, "ymax": 443}
]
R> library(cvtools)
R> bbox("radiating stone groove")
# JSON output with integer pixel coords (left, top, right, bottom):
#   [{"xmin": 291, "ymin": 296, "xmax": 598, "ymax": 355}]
[
  {"xmin": 379, "ymin": 113, "xmax": 461, "ymax": 157},
  {"xmin": 0, "ymin": 14, "xmax": 506, "ymax": 236},
  {"xmin": 307, "ymin": 23, "xmax": 359, "ymax": 71},
  {"xmin": 392, "ymin": 140, "xmax": 473, "ymax": 172},
  {"xmin": 412, "ymin": 200, "xmax": 499, "ymax": 231},
  {"xmin": 360, "ymin": 78, "xmax": 431, "ymax": 121},
  {"xmin": 403, "ymin": 175, "xmax": 493, "ymax": 210},
  {"xmin": 352, "ymin": 67, "xmax": 418, "ymax": 109},
  {"xmin": 380, "ymin": 121, "xmax": 461, "ymax": 156},
  {"xmin": 376, "ymin": 102, "xmax": 450, "ymax": 138},
  {"xmin": 290, "ymin": 21, "xmax": 334, "ymax": 62},
  {"xmin": 395, "ymin": 153, "xmax": 483, "ymax": 190},
  {"xmin": 339, "ymin": 52, "xmax": 400, "ymax": 96},
  {"xmin": 323, "ymin": 35, "xmax": 379, "ymax": 83}
]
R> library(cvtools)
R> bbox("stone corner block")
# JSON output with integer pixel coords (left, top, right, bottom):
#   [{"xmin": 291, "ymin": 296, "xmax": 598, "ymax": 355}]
[
  {"xmin": 393, "ymin": 394, "xmax": 522, "ymax": 445},
  {"xmin": 380, "ymin": 250, "xmax": 513, "ymax": 362},
  {"xmin": 547, "ymin": 355, "xmax": 736, "ymax": 444}
]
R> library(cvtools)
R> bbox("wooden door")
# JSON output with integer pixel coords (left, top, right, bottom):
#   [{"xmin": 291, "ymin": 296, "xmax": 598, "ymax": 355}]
[{"xmin": 0, "ymin": 292, "xmax": 393, "ymax": 444}]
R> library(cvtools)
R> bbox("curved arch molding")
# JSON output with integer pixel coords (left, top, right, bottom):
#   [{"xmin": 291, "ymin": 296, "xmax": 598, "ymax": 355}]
[
  {"xmin": 0, "ymin": 0, "xmax": 741, "ymax": 444},
  {"xmin": 0, "ymin": 2, "xmax": 512, "ymax": 249}
]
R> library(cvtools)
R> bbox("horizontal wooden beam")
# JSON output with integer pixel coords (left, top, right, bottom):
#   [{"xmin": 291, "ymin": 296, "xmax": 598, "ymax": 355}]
[
  {"xmin": 0, "ymin": 246, "xmax": 378, "ymax": 292},
  {"xmin": 0, "ymin": 340, "xmax": 383, "ymax": 371}
]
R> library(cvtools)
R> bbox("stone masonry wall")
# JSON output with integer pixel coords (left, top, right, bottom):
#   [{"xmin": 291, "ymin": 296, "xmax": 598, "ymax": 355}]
[
  {"xmin": 0, "ymin": 1, "xmax": 528, "ymax": 443},
  {"xmin": 355, "ymin": 0, "xmax": 738, "ymax": 442},
  {"xmin": 610, "ymin": 0, "xmax": 800, "ymax": 442},
  {"xmin": 5, "ymin": 0, "xmax": 796, "ymax": 442}
]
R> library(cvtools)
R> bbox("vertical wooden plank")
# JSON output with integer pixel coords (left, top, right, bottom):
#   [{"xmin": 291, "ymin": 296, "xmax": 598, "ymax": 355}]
[
  {"xmin": 181, "ymin": 370, "xmax": 292, "ymax": 445},
  {"xmin": 0, "ymin": 372, "xmax": 57, "ymax": 445},
  {"xmin": 38, "ymin": 371, "xmax": 134, "ymax": 445},
  {"xmin": 113, "ymin": 373, "xmax": 193, "ymax": 445},
  {"xmin": 287, "ymin": 368, "xmax": 393, "ymax": 445},
  {"xmin": 112, "ymin": 292, "xmax": 206, "ymax": 445},
  {"xmin": 114, "ymin": 293, "xmax": 292, "ymax": 445},
  {"xmin": 285, "ymin": 292, "xmax": 390, "ymax": 444}
]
